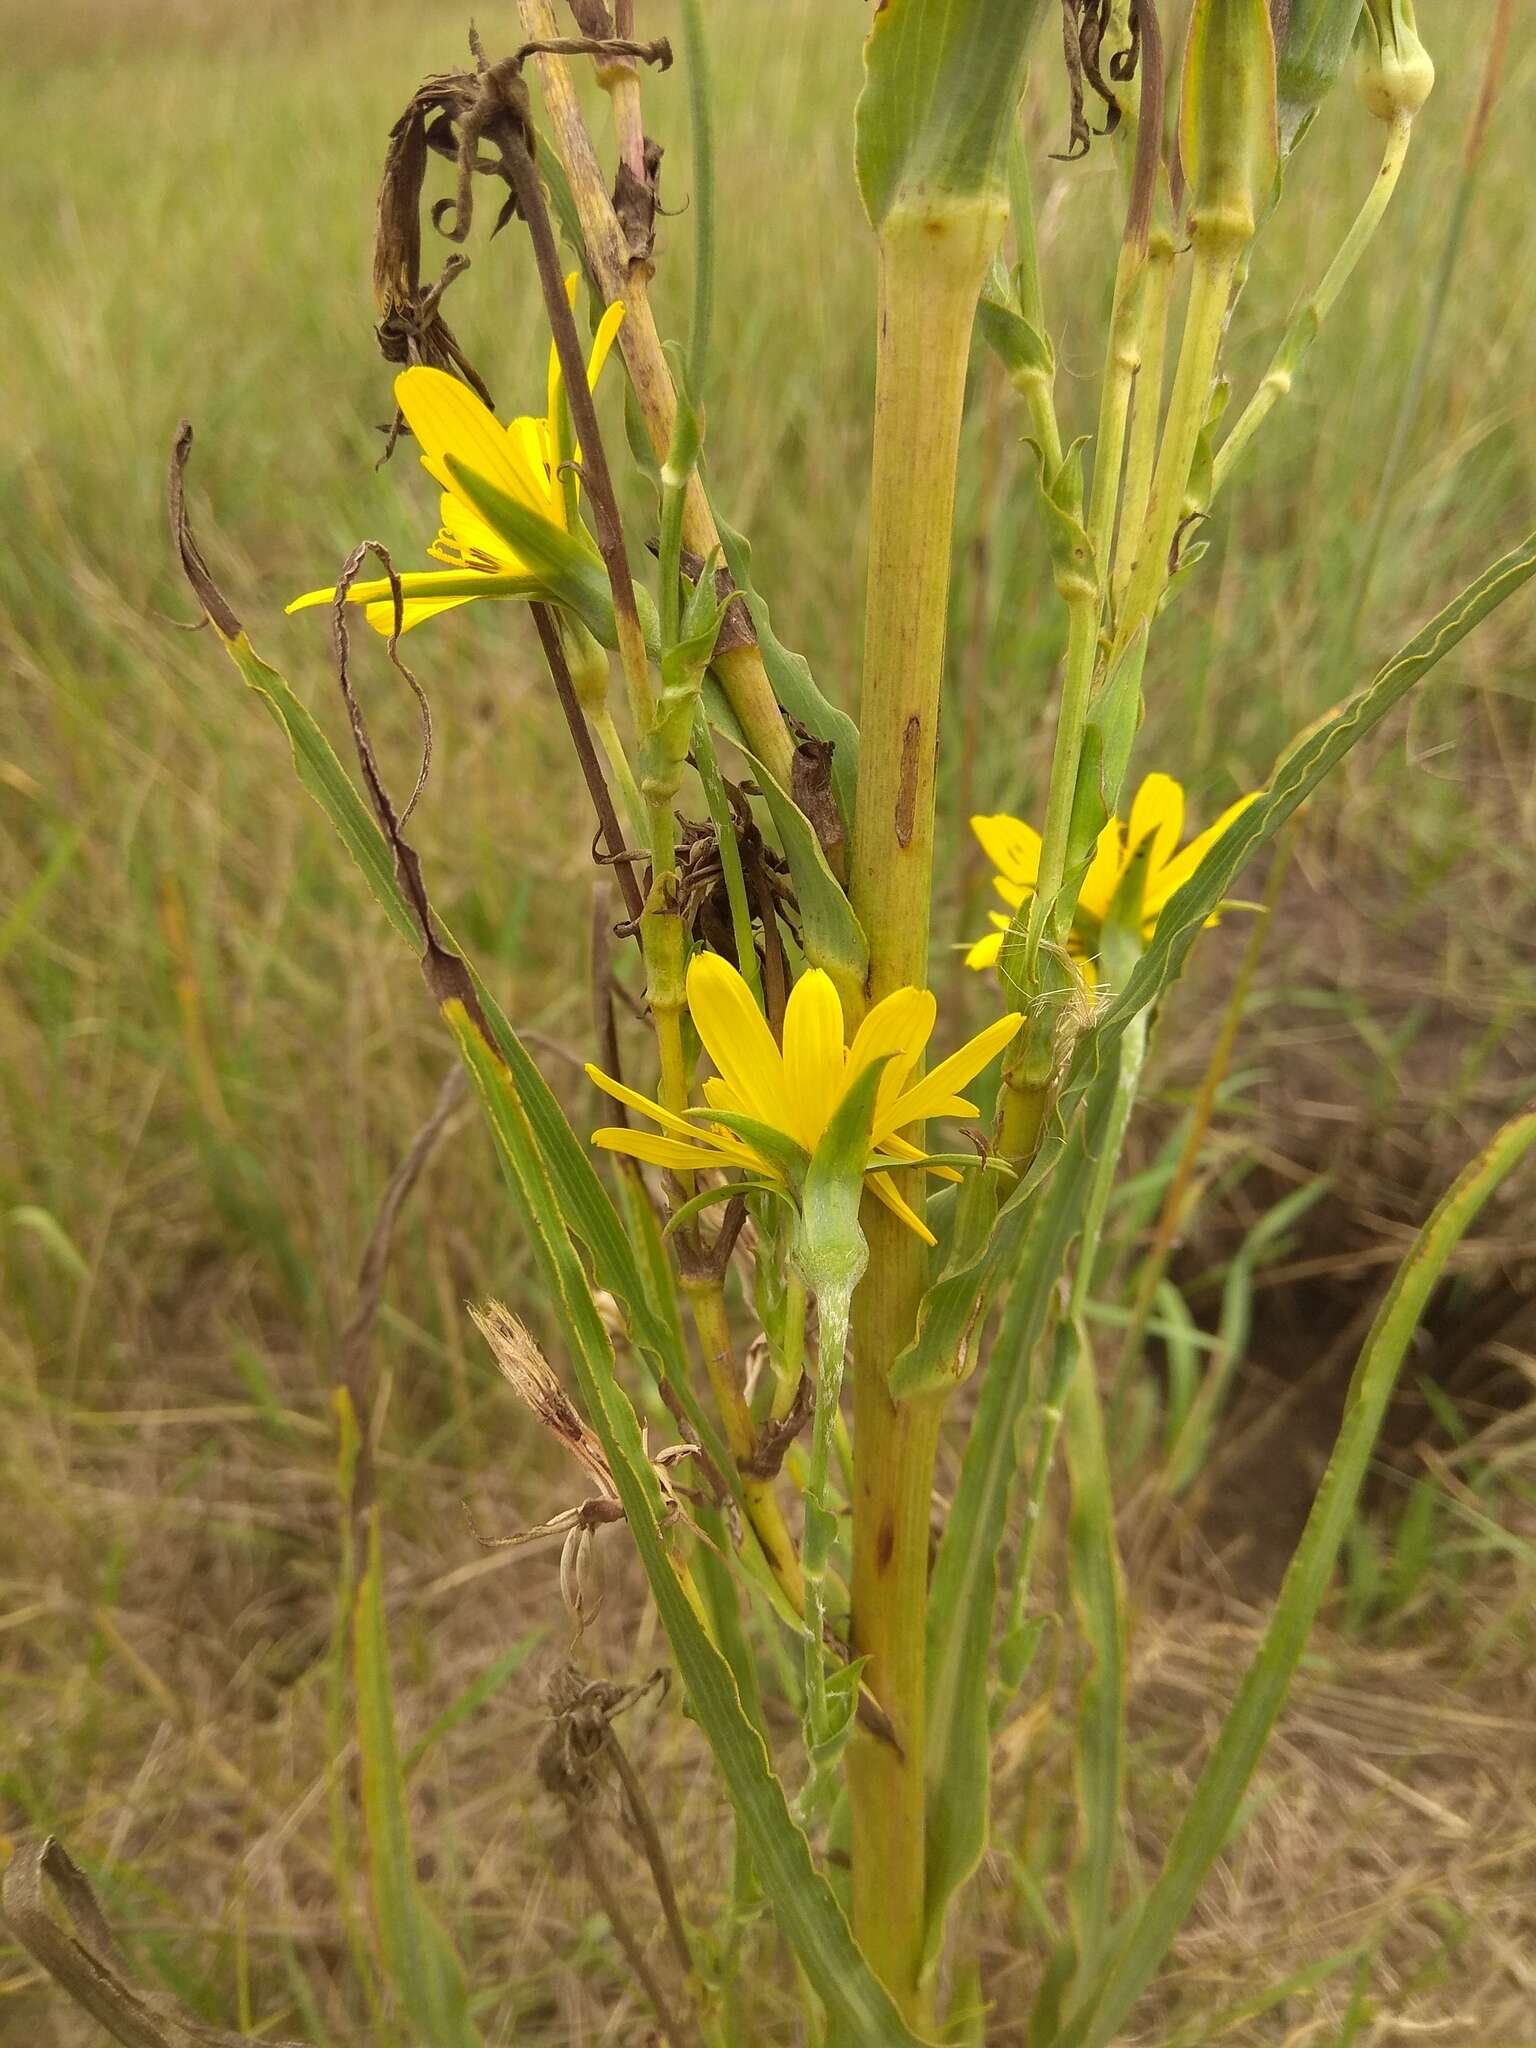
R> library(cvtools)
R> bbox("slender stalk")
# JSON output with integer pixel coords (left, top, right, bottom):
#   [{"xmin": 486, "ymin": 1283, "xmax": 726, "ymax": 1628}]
[
  {"xmin": 1006, "ymin": 125, "xmax": 1064, "ymax": 471},
  {"xmin": 1211, "ymin": 115, "xmax": 1414, "ymax": 501},
  {"xmin": 589, "ymin": 703, "xmax": 647, "ymax": 840},
  {"xmin": 519, "ymin": 0, "xmax": 795, "ymax": 787},
  {"xmin": 691, "ymin": 707, "xmax": 763, "ymax": 1010},
  {"xmin": 1086, "ymin": 240, "xmax": 1148, "ymax": 578},
  {"xmin": 800, "ymin": 1284, "xmax": 851, "ymax": 1756},
  {"xmin": 684, "ymin": 1277, "xmax": 806, "ymax": 1612},
  {"xmin": 1115, "ymin": 243, "xmax": 1243, "ymax": 657},
  {"xmin": 530, "ymin": 602, "xmax": 647, "ymax": 928},
  {"xmin": 846, "ymin": 200, "xmax": 1000, "ymax": 2021},
  {"xmin": 1344, "ymin": 0, "xmax": 1511, "ymax": 653},
  {"xmin": 1114, "ymin": 231, "xmax": 1176, "ymax": 605},
  {"xmin": 996, "ymin": 585, "xmax": 1098, "ymax": 1160},
  {"xmin": 502, "ymin": 133, "xmax": 655, "ymax": 742},
  {"xmin": 677, "ymin": 0, "xmax": 716, "ymax": 398}
]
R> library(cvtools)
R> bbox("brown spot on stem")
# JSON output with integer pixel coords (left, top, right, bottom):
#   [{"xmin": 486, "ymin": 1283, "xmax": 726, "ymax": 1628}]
[
  {"xmin": 894, "ymin": 715, "xmax": 922, "ymax": 849},
  {"xmin": 876, "ymin": 1516, "xmax": 896, "ymax": 1573}
]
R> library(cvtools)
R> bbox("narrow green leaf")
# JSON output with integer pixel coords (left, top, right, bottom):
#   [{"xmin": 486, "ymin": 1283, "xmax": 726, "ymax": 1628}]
[
  {"xmin": 736, "ymin": 740, "xmax": 870, "ymax": 1017},
  {"xmin": 1061, "ymin": 1318, "xmax": 1129, "ymax": 1984},
  {"xmin": 889, "ymin": 1164, "xmax": 1001, "ymax": 1399},
  {"xmin": 1057, "ymin": 1108, "xmax": 1536, "ymax": 2048},
  {"xmin": 1068, "ymin": 536, "xmax": 1536, "ymax": 1112},
  {"xmin": 403, "ymin": 1632, "xmax": 545, "ymax": 1776},
  {"xmin": 713, "ymin": 511, "xmax": 861, "ymax": 828},
  {"xmin": 445, "ymin": 1009, "xmax": 933, "ymax": 2046},
  {"xmin": 918, "ymin": 1076, "xmax": 1108, "ymax": 1977},
  {"xmin": 220, "ymin": 631, "xmax": 420, "ymax": 948},
  {"xmin": 207, "ymin": 621, "xmax": 745, "ymax": 1511},
  {"xmin": 354, "ymin": 1512, "xmax": 481, "ymax": 2048}
]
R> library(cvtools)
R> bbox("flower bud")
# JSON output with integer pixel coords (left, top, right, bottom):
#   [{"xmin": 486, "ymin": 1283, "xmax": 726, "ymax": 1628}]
[
  {"xmin": 1355, "ymin": 0, "xmax": 1434, "ymax": 124},
  {"xmin": 561, "ymin": 617, "xmax": 611, "ymax": 717},
  {"xmin": 1270, "ymin": 0, "xmax": 1364, "ymax": 152}
]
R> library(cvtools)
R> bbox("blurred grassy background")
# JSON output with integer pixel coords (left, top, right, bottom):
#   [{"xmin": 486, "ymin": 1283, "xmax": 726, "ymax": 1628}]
[{"xmin": 2, "ymin": 1, "xmax": 1534, "ymax": 2041}]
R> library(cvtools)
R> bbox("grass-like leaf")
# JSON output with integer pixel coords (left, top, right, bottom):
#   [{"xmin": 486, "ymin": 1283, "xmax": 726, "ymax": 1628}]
[
  {"xmin": 1054, "ymin": 1105, "xmax": 1536, "ymax": 2048},
  {"xmin": 446, "ymin": 1008, "xmax": 933, "ymax": 2045},
  {"xmin": 354, "ymin": 1511, "xmax": 482, "ymax": 2048}
]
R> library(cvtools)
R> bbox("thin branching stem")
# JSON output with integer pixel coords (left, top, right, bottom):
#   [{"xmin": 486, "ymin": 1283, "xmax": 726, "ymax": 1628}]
[
  {"xmin": 531, "ymin": 602, "xmax": 647, "ymax": 928},
  {"xmin": 1212, "ymin": 114, "xmax": 1414, "ymax": 501}
]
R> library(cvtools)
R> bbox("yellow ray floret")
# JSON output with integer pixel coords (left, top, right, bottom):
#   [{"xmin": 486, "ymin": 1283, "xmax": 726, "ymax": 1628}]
[
  {"xmin": 966, "ymin": 772, "xmax": 1260, "ymax": 977},
  {"xmin": 587, "ymin": 954, "xmax": 1023, "ymax": 1246},
  {"xmin": 287, "ymin": 281, "xmax": 624, "ymax": 636}
]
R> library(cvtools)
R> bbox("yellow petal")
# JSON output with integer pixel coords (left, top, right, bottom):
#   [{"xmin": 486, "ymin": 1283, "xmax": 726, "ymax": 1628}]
[
  {"xmin": 1125, "ymin": 772, "xmax": 1185, "ymax": 880},
  {"xmin": 1142, "ymin": 792, "xmax": 1262, "ymax": 916},
  {"xmin": 971, "ymin": 813, "xmax": 1042, "ymax": 887},
  {"xmin": 439, "ymin": 491, "xmax": 518, "ymax": 564},
  {"xmin": 507, "ymin": 414, "xmax": 561, "ymax": 522},
  {"xmin": 992, "ymin": 876, "xmax": 1031, "ymax": 911},
  {"xmin": 364, "ymin": 596, "xmax": 474, "ymax": 634},
  {"xmin": 395, "ymin": 367, "xmax": 548, "ymax": 514},
  {"xmin": 867, "ymin": 1170, "xmax": 937, "ymax": 1245},
  {"xmin": 686, "ymin": 953, "xmax": 790, "ymax": 1128},
  {"xmin": 593, "ymin": 1128, "xmax": 752, "ymax": 1172},
  {"xmin": 964, "ymin": 930, "xmax": 1004, "ymax": 970},
  {"xmin": 586, "ymin": 301, "xmax": 626, "ymax": 389},
  {"xmin": 846, "ymin": 986, "xmax": 936, "ymax": 1127},
  {"xmin": 1076, "ymin": 816, "xmax": 1125, "ymax": 924},
  {"xmin": 880, "ymin": 1011, "xmax": 1023, "ymax": 1137},
  {"xmin": 585, "ymin": 1063, "xmax": 726, "ymax": 1147},
  {"xmin": 780, "ymin": 969, "xmax": 846, "ymax": 1150},
  {"xmin": 287, "ymin": 571, "xmax": 494, "ymax": 626}
]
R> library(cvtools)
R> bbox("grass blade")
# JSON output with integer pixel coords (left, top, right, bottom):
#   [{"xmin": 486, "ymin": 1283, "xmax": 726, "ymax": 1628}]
[
  {"xmin": 354, "ymin": 1511, "xmax": 481, "ymax": 2048},
  {"xmin": 446, "ymin": 1007, "xmax": 932, "ymax": 2045},
  {"xmin": 919, "ymin": 1061, "xmax": 1112, "ymax": 1977},
  {"xmin": 1056, "ymin": 1105, "xmax": 1536, "ymax": 2048}
]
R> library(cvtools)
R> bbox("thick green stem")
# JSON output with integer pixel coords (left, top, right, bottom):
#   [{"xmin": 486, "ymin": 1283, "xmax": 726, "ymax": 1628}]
[
  {"xmin": 846, "ymin": 198, "xmax": 1000, "ymax": 2021},
  {"xmin": 1212, "ymin": 116, "xmax": 1413, "ymax": 502}
]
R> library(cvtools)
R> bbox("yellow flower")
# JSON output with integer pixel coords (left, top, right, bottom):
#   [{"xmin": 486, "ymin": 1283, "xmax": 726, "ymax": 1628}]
[
  {"xmin": 288, "ymin": 279, "xmax": 624, "ymax": 635},
  {"xmin": 586, "ymin": 954, "xmax": 1022, "ymax": 1246},
  {"xmin": 966, "ymin": 772, "xmax": 1260, "ymax": 978}
]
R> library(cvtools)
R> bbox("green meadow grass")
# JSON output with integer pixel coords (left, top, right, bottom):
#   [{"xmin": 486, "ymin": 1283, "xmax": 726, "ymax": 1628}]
[{"xmin": 2, "ymin": 2, "xmax": 1534, "ymax": 2040}]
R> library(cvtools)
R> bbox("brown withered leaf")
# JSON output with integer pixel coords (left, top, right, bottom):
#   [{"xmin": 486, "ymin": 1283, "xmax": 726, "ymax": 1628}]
[
  {"xmin": 471, "ymin": 1300, "xmax": 618, "ymax": 1500},
  {"xmin": 1054, "ymin": 0, "xmax": 1148, "ymax": 162},
  {"xmin": 790, "ymin": 727, "xmax": 845, "ymax": 866},
  {"xmin": 167, "ymin": 423, "xmax": 241, "ymax": 640},
  {"xmin": 1, "ymin": 1836, "xmax": 306, "ymax": 2048},
  {"xmin": 614, "ymin": 136, "xmax": 664, "ymax": 267}
]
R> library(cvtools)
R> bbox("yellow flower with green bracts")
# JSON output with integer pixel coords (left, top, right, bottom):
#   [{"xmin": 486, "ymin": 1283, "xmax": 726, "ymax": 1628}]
[
  {"xmin": 966, "ymin": 772, "xmax": 1260, "ymax": 979},
  {"xmin": 586, "ymin": 954, "xmax": 1022, "ymax": 1246},
  {"xmin": 288, "ymin": 280, "xmax": 624, "ymax": 635}
]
